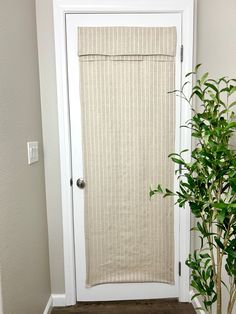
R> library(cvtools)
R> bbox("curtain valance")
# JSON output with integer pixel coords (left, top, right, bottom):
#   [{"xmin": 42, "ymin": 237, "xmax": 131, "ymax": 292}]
[{"xmin": 78, "ymin": 27, "xmax": 176, "ymax": 57}]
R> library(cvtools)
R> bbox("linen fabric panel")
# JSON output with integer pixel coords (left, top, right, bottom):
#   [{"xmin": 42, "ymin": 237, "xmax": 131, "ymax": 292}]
[{"xmin": 78, "ymin": 27, "xmax": 176, "ymax": 287}]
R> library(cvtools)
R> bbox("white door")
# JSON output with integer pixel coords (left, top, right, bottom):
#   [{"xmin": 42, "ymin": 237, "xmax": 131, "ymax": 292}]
[{"xmin": 66, "ymin": 13, "xmax": 183, "ymax": 302}]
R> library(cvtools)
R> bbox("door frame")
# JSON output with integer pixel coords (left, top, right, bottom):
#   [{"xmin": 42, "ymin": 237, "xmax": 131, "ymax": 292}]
[{"xmin": 53, "ymin": 0, "xmax": 195, "ymax": 305}]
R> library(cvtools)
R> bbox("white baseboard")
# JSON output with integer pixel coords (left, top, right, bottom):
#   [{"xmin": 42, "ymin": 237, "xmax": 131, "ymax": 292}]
[
  {"xmin": 51, "ymin": 294, "xmax": 66, "ymax": 307},
  {"xmin": 43, "ymin": 296, "xmax": 53, "ymax": 314},
  {"xmin": 190, "ymin": 290, "xmax": 205, "ymax": 314}
]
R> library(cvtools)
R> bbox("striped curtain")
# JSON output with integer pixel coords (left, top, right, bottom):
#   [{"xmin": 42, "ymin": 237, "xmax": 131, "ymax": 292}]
[{"xmin": 78, "ymin": 27, "xmax": 177, "ymax": 287}]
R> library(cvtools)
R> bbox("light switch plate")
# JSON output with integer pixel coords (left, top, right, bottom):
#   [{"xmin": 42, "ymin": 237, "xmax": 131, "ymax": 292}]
[{"xmin": 27, "ymin": 141, "xmax": 39, "ymax": 165}]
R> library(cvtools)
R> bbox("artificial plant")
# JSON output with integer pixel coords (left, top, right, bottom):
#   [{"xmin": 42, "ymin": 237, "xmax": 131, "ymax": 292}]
[{"xmin": 150, "ymin": 65, "xmax": 236, "ymax": 314}]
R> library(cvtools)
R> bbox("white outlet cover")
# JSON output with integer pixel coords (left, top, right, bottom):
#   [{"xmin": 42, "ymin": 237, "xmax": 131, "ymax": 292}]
[{"xmin": 27, "ymin": 141, "xmax": 39, "ymax": 165}]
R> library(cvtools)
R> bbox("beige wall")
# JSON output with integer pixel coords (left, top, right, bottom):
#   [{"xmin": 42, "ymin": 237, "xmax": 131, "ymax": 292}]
[
  {"xmin": 197, "ymin": 0, "xmax": 236, "ymax": 78},
  {"xmin": 35, "ymin": 0, "xmax": 236, "ymax": 298},
  {"xmin": 0, "ymin": 0, "xmax": 51, "ymax": 313},
  {"xmin": 35, "ymin": 0, "xmax": 65, "ymax": 294},
  {"xmin": 196, "ymin": 1, "xmax": 236, "ymax": 313},
  {"xmin": 196, "ymin": 0, "xmax": 236, "ymax": 244}
]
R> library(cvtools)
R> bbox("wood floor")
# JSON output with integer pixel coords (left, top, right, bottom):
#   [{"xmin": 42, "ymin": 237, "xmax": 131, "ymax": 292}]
[{"xmin": 52, "ymin": 299, "xmax": 196, "ymax": 314}]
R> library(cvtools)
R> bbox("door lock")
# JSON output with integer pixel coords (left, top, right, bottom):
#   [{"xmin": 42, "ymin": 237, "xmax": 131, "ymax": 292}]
[{"xmin": 76, "ymin": 178, "xmax": 86, "ymax": 189}]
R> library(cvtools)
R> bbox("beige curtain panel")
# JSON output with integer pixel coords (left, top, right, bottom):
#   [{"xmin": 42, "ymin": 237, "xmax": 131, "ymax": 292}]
[{"xmin": 78, "ymin": 27, "xmax": 177, "ymax": 287}]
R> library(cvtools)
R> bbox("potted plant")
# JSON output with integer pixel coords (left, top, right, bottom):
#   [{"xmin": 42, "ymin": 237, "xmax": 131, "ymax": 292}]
[{"xmin": 150, "ymin": 65, "xmax": 236, "ymax": 314}]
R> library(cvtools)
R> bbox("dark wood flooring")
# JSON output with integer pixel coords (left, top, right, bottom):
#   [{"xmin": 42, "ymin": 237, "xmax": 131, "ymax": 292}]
[{"xmin": 52, "ymin": 299, "xmax": 195, "ymax": 314}]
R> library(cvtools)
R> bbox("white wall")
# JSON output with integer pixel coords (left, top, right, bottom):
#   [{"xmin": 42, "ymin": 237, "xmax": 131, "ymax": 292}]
[
  {"xmin": 36, "ymin": 0, "xmax": 236, "ymax": 303},
  {"xmin": 0, "ymin": 0, "xmax": 51, "ymax": 312}
]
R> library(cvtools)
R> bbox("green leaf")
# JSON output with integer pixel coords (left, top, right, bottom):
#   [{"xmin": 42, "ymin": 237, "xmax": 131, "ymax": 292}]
[
  {"xmin": 185, "ymin": 71, "xmax": 195, "ymax": 78},
  {"xmin": 229, "ymin": 178, "xmax": 236, "ymax": 193},
  {"xmin": 213, "ymin": 202, "xmax": 228, "ymax": 209},
  {"xmin": 149, "ymin": 184, "xmax": 163, "ymax": 198},
  {"xmin": 220, "ymin": 87, "xmax": 230, "ymax": 93},
  {"xmin": 217, "ymin": 209, "xmax": 227, "ymax": 224},
  {"xmin": 219, "ymin": 76, "xmax": 228, "ymax": 83},
  {"xmin": 181, "ymin": 81, "xmax": 190, "ymax": 90},
  {"xmin": 180, "ymin": 149, "xmax": 189, "ymax": 154},
  {"xmin": 200, "ymin": 72, "xmax": 209, "ymax": 84},
  {"xmin": 228, "ymin": 101, "xmax": 236, "ymax": 109},
  {"xmin": 214, "ymin": 237, "xmax": 225, "ymax": 250},
  {"xmin": 199, "ymin": 253, "xmax": 210, "ymax": 259},
  {"xmin": 191, "ymin": 293, "xmax": 201, "ymax": 300},
  {"xmin": 204, "ymin": 259, "xmax": 211, "ymax": 268},
  {"xmin": 197, "ymin": 222, "xmax": 206, "ymax": 235},
  {"xmin": 227, "ymin": 122, "xmax": 236, "ymax": 129},
  {"xmin": 149, "ymin": 190, "xmax": 155, "ymax": 198},
  {"xmin": 167, "ymin": 89, "xmax": 180, "ymax": 94},
  {"xmin": 163, "ymin": 188, "xmax": 175, "ymax": 197},
  {"xmin": 204, "ymin": 82, "xmax": 218, "ymax": 93},
  {"xmin": 168, "ymin": 152, "xmax": 181, "ymax": 158},
  {"xmin": 199, "ymin": 236, "xmax": 204, "ymax": 250},
  {"xmin": 226, "ymin": 249, "xmax": 236, "ymax": 258},
  {"xmin": 229, "ymin": 86, "xmax": 236, "ymax": 95},
  {"xmin": 171, "ymin": 157, "xmax": 185, "ymax": 165},
  {"xmin": 156, "ymin": 184, "xmax": 163, "ymax": 193},
  {"xmin": 192, "ymin": 90, "xmax": 203, "ymax": 100},
  {"xmin": 211, "ymin": 294, "xmax": 217, "ymax": 304},
  {"xmin": 219, "ymin": 109, "xmax": 228, "ymax": 116},
  {"xmin": 194, "ymin": 64, "xmax": 202, "ymax": 72}
]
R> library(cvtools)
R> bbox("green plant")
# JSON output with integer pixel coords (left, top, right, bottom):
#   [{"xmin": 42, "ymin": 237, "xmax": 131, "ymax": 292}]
[{"xmin": 150, "ymin": 65, "xmax": 236, "ymax": 314}]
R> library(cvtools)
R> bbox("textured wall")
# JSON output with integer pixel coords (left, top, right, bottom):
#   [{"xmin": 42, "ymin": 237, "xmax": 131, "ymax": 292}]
[{"xmin": 0, "ymin": 0, "xmax": 51, "ymax": 313}]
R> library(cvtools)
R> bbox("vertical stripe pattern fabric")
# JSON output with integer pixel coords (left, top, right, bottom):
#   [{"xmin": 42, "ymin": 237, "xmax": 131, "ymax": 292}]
[{"xmin": 78, "ymin": 27, "xmax": 176, "ymax": 287}]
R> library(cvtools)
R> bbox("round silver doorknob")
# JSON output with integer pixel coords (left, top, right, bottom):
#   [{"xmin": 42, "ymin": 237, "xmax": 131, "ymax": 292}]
[{"xmin": 76, "ymin": 178, "xmax": 86, "ymax": 189}]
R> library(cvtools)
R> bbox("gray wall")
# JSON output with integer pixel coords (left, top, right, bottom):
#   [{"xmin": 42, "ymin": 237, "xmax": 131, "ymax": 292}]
[
  {"xmin": 197, "ymin": 0, "xmax": 236, "ymax": 78},
  {"xmin": 0, "ymin": 0, "xmax": 51, "ymax": 313},
  {"xmin": 196, "ymin": 0, "xmax": 236, "ymax": 245},
  {"xmin": 36, "ymin": 0, "xmax": 236, "ymax": 299},
  {"xmin": 196, "ymin": 1, "xmax": 236, "ymax": 313},
  {"xmin": 193, "ymin": 0, "xmax": 236, "ymax": 248},
  {"xmin": 35, "ymin": 0, "xmax": 65, "ymax": 294}
]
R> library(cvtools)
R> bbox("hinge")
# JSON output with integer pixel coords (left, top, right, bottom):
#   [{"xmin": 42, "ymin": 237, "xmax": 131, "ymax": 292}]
[
  {"xmin": 179, "ymin": 164, "xmax": 182, "ymax": 174},
  {"xmin": 70, "ymin": 178, "xmax": 73, "ymax": 186},
  {"xmin": 181, "ymin": 44, "xmax": 184, "ymax": 62},
  {"xmin": 179, "ymin": 261, "xmax": 182, "ymax": 276}
]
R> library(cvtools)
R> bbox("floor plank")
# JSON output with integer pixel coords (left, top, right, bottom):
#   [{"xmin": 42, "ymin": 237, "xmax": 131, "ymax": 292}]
[{"xmin": 52, "ymin": 299, "xmax": 196, "ymax": 314}]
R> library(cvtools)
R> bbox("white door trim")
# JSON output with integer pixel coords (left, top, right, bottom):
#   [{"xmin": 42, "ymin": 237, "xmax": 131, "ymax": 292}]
[
  {"xmin": 68, "ymin": 12, "xmax": 181, "ymax": 302},
  {"xmin": 52, "ymin": 0, "xmax": 194, "ymax": 305}
]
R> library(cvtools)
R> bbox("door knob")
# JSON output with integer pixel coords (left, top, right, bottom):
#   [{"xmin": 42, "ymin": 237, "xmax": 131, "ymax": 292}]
[{"xmin": 76, "ymin": 178, "xmax": 86, "ymax": 189}]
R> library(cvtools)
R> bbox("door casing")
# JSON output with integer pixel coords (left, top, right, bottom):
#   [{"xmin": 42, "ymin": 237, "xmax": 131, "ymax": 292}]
[{"xmin": 52, "ymin": 0, "xmax": 195, "ymax": 305}]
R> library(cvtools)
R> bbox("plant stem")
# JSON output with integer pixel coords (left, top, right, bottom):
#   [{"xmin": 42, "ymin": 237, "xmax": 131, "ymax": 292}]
[
  {"xmin": 227, "ymin": 289, "xmax": 236, "ymax": 314},
  {"xmin": 216, "ymin": 226, "xmax": 223, "ymax": 314},
  {"xmin": 205, "ymin": 221, "xmax": 216, "ymax": 280},
  {"xmin": 222, "ymin": 218, "xmax": 235, "ymax": 314}
]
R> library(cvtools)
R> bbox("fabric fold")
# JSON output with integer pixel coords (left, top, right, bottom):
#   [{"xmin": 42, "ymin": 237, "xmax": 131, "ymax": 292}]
[{"xmin": 78, "ymin": 27, "xmax": 176, "ymax": 57}]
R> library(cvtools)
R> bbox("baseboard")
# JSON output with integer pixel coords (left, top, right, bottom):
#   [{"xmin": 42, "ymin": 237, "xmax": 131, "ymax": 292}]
[
  {"xmin": 190, "ymin": 290, "xmax": 205, "ymax": 314},
  {"xmin": 51, "ymin": 292, "xmax": 202, "ymax": 310},
  {"xmin": 51, "ymin": 294, "xmax": 66, "ymax": 307},
  {"xmin": 43, "ymin": 296, "xmax": 53, "ymax": 314}
]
